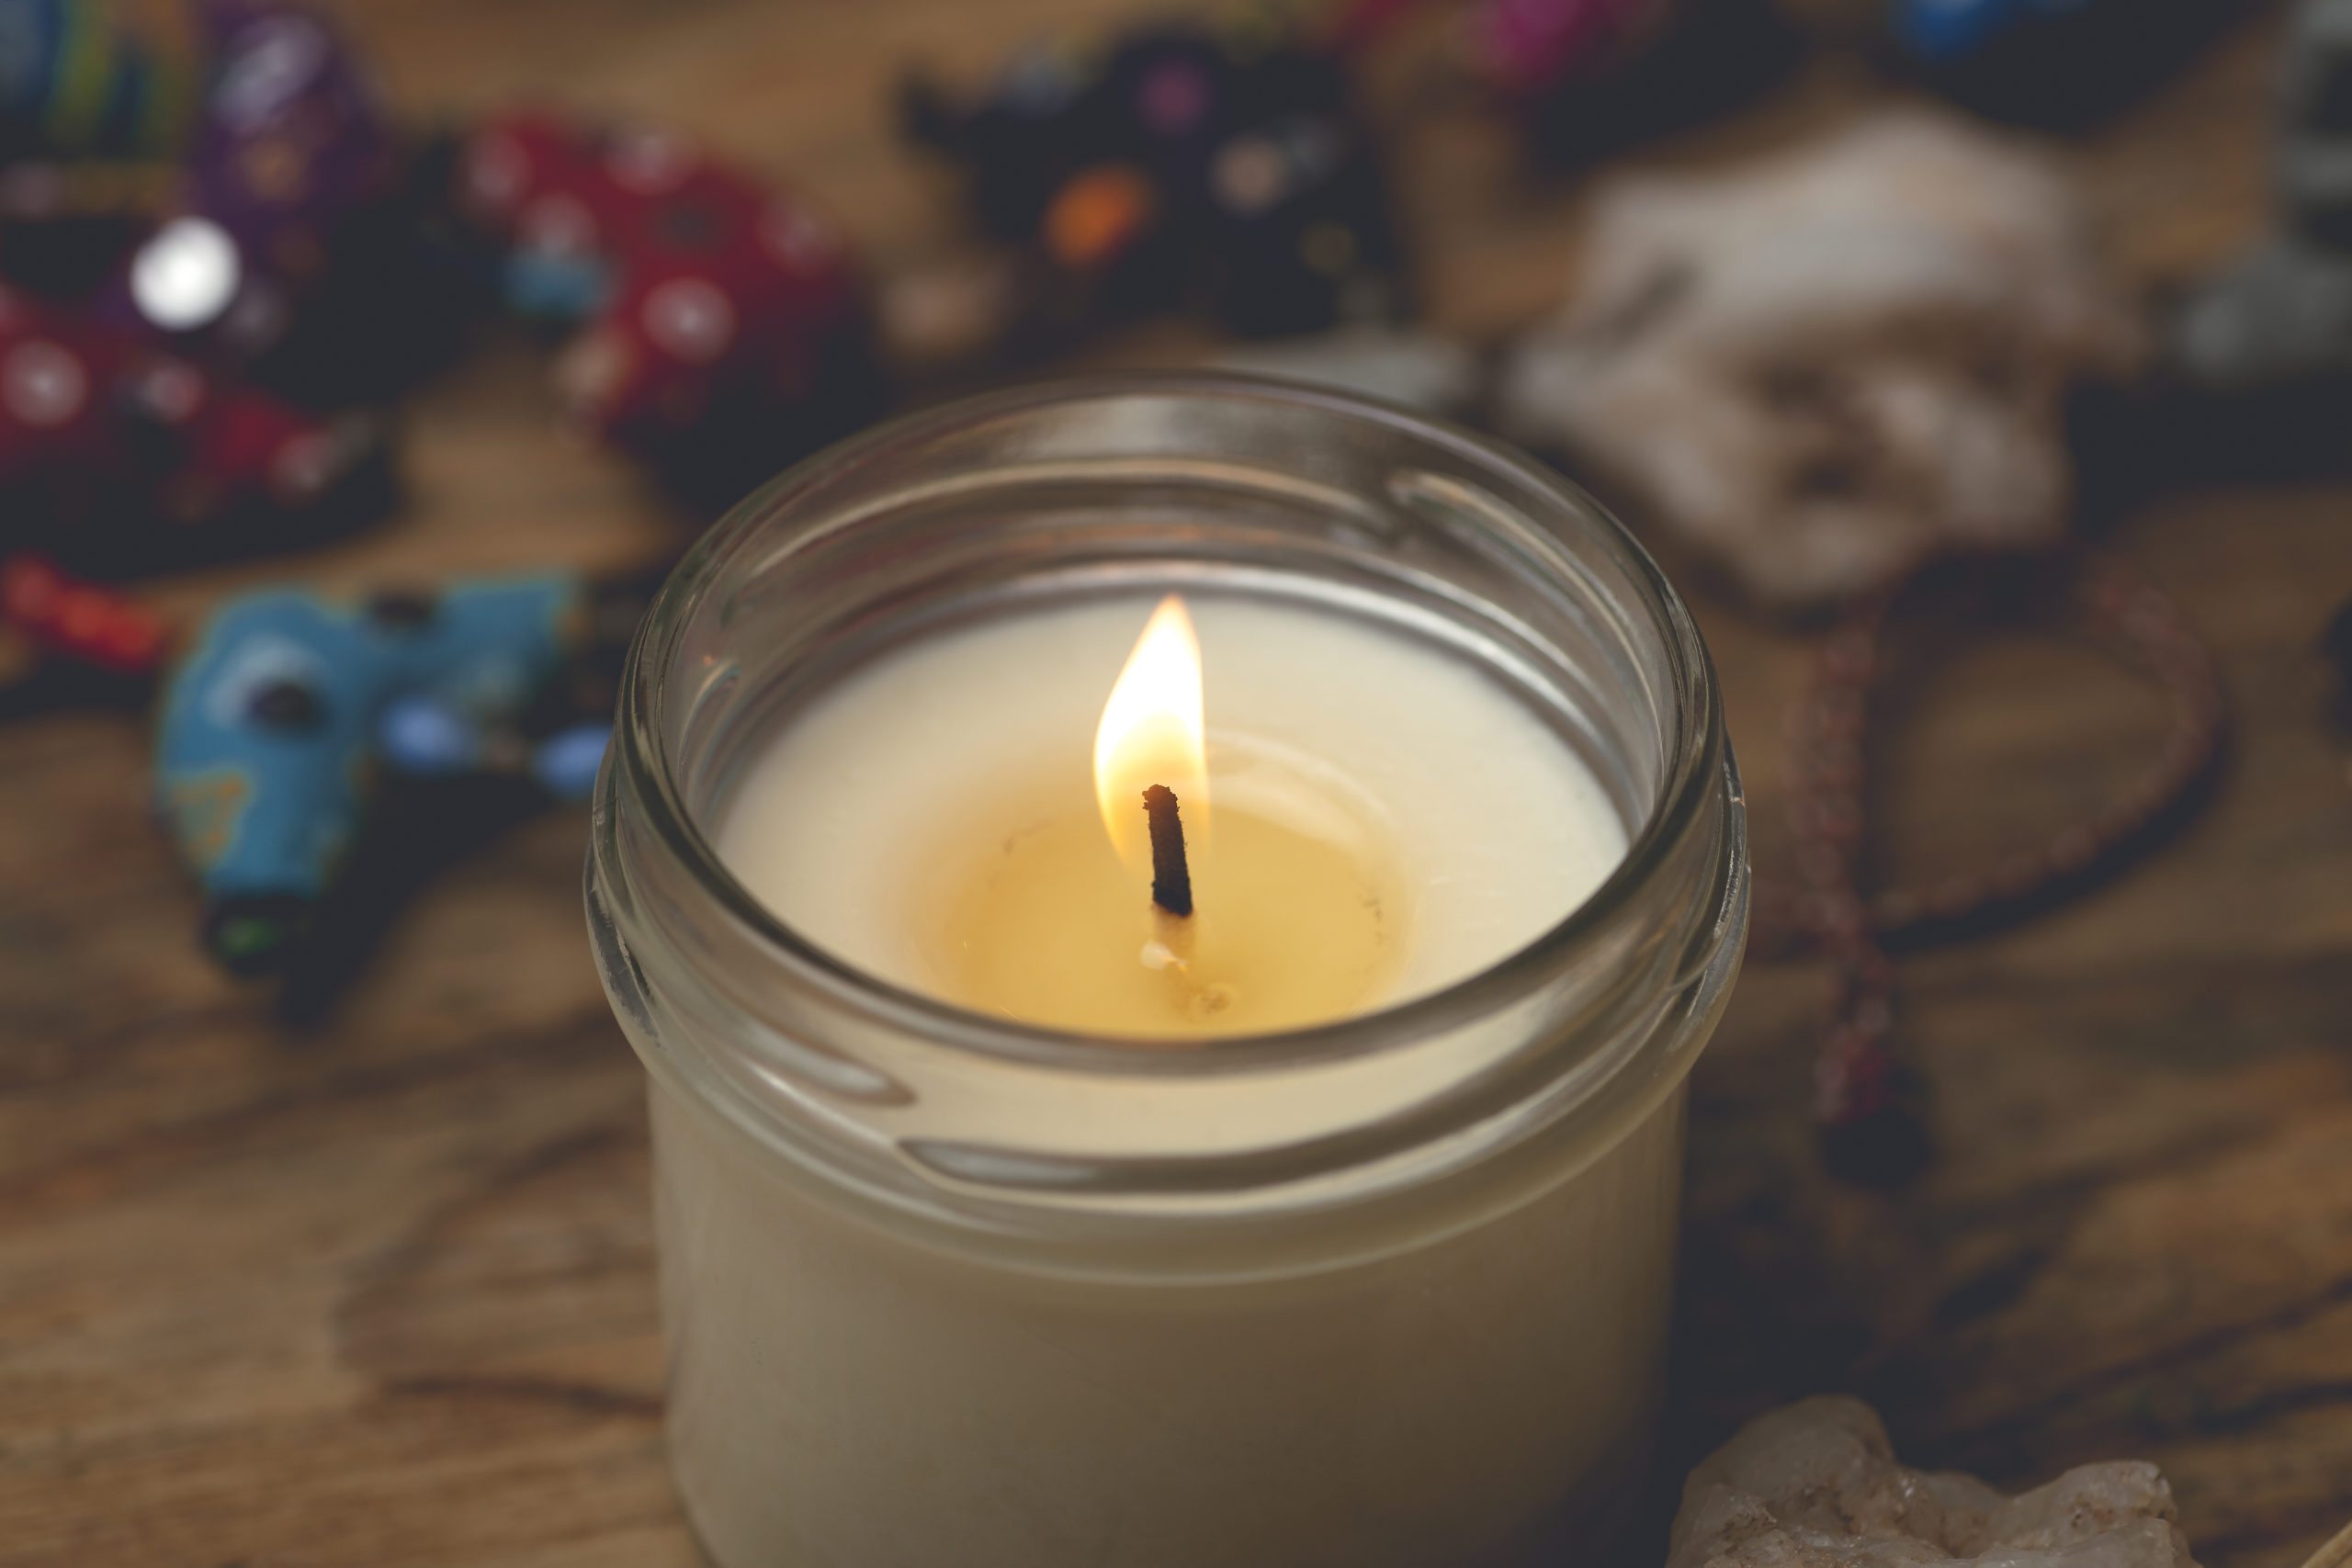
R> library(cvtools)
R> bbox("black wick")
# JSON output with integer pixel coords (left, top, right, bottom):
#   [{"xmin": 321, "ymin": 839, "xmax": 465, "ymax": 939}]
[{"xmin": 1141, "ymin": 784, "xmax": 1193, "ymax": 917}]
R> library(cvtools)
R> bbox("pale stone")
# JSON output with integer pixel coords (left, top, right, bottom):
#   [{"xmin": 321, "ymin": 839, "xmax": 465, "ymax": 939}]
[
  {"xmin": 1498, "ymin": 112, "xmax": 2143, "ymax": 610},
  {"xmin": 1667, "ymin": 1398, "xmax": 2200, "ymax": 1568}
]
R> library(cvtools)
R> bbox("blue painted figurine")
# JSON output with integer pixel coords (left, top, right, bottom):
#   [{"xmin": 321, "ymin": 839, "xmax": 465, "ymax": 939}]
[{"xmin": 155, "ymin": 573, "xmax": 594, "ymax": 974}]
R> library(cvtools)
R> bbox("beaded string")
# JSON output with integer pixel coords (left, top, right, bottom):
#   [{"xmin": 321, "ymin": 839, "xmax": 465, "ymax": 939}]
[{"xmin": 1754, "ymin": 550, "xmax": 2228, "ymax": 1182}]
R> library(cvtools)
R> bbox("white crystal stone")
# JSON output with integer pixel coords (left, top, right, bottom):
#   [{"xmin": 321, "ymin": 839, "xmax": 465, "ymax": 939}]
[{"xmin": 1668, "ymin": 1398, "xmax": 2199, "ymax": 1568}]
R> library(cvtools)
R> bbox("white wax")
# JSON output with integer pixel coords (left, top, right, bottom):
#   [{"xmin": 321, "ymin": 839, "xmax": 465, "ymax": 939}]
[
  {"xmin": 650, "ymin": 1079, "xmax": 1687, "ymax": 1568},
  {"xmin": 718, "ymin": 592, "xmax": 1627, "ymax": 1015},
  {"xmin": 662, "ymin": 591, "xmax": 1683, "ymax": 1568}
]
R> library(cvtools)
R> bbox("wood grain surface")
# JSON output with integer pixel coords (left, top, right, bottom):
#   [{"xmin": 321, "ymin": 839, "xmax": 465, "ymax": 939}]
[{"xmin": 3, "ymin": 1, "xmax": 2349, "ymax": 1564}]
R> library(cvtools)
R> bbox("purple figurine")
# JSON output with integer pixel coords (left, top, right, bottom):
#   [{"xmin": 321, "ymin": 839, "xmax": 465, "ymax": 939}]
[{"xmin": 107, "ymin": 0, "xmax": 395, "ymax": 364}]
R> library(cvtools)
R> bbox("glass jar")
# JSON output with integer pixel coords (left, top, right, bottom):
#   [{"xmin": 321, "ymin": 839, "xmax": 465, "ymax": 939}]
[{"xmin": 585, "ymin": 375, "xmax": 1747, "ymax": 1568}]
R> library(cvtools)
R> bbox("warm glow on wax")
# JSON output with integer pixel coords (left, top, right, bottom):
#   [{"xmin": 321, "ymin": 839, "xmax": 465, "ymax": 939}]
[{"xmin": 1093, "ymin": 594, "xmax": 1209, "ymax": 876}]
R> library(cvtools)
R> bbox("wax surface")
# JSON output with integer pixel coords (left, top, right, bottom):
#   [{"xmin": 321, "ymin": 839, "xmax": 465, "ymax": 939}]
[
  {"xmin": 716, "ymin": 593, "xmax": 1628, "ymax": 1028},
  {"xmin": 930, "ymin": 785, "xmax": 1408, "ymax": 1036}
]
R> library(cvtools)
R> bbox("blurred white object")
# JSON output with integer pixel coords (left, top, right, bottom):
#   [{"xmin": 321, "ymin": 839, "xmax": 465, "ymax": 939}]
[
  {"xmin": 1500, "ymin": 112, "xmax": 2143, "ymax": 609},
  {"xmin": 1214, "ymin": 328, "xmax": 1481, "ymax": 416},
  {"xmin": 131, "ymin": 218, "xmax": 243, "ymax": 333},
  {"xmin": 1669, "ymin": 1397, "xmax": 2201, "ymax": 1568}
]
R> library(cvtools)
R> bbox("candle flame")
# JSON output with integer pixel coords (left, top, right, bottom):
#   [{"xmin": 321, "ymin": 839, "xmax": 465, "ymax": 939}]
[{"xmin": 1094, "ymin": 594, "xmax": 1208, "ymax": 875}]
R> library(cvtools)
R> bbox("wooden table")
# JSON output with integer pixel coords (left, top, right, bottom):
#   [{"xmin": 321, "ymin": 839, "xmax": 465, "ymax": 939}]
[{"xmin": 4, "ymin": 2, "xmax": 2348, "ymax": 1563}]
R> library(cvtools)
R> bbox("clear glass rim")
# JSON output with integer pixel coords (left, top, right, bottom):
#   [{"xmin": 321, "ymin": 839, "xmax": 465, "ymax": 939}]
[{"xmin": 613, "ymin": 370, "xmax": 1730, "ymax": 1078}]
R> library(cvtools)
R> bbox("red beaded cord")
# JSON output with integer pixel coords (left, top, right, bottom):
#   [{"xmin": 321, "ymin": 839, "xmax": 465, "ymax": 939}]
[{"xmin": 1757, "ymin": 550, "xmax": 2228, "ymax": 1182}]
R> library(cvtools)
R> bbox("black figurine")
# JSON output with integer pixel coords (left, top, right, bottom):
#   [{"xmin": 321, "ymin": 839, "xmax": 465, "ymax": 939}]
[{"xmin": 902, "ymin": 19, "xmax": 1402, "ymax": 341}]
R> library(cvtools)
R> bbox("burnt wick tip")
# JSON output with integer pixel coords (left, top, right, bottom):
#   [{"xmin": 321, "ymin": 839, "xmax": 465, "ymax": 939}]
[{"xmin": 1141, "ymin": 784, "xmax": 1193, "ymax": 918}]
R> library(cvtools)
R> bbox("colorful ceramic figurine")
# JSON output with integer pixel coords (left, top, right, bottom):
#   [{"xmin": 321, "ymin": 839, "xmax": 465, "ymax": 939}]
[
  {"xmin": 0, "ymin": 0, "xmax": 470, "ymax": 404},
  {"xmin": 0, "ymin": 0, "xmax": 197, "ymax": 168},
  {"xmin": 0, "ymin": 552, "xmax": 172, "ymax": 674},
  {"xmin": 2176, "ymin": 0, "xmax": 2352, "ymax": 390},
  {"xmin": 1455, "ymin": 0, "xmax": 1671, "ymax": 96},
  {"xmin": 903, "ymin": 19, "xmax": 1400, "ymax": 339},
  {"xmin": 95, "ymin": 0, "xmax": 398, "ymax": 367},
  {"xmin": 154, "ymin": 572, "xmax": 594, "ymax": 974},
  {"xmin": 1328, "ymin": 0, "xmax": 1799, "ymax": 166},
  {"xmin": 0, "ymin": 5, "xmax": 402, "ymax": 676},
  {"xmin": 458, "ymin": 110, "xmax": 876, "ymax": 505},
  {"xmin": 0, "ymin": 278, "xmax": 381, "ymax": 574}
]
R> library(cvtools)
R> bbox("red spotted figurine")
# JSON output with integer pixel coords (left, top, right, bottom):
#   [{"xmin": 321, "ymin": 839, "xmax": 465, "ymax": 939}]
[
  {"xmin": 0, "ymin": 279, "xmax": 380, "ymax": 582},
  {"xmin": 458, "ymin": 111, "xmax": 879, "ymax": 506}
]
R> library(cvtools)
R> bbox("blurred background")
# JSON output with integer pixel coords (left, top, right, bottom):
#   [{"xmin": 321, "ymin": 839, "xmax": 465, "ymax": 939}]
[{"xmin": 1, "ymin": 0, "xmax": 2348, "ymax": 1563}]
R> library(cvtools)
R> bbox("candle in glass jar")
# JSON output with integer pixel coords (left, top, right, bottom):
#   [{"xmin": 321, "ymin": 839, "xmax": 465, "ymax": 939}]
[
  {"xmin": 676, "ymin": 587, "xmax": 1655, "ymax": 1567},
  {"xmin": 590, "ymin": 374, "xmax": 1748, "ymax": 1568},
  {"xmin": 718, "ymin": 592, "xmax": 1626, "ymax": 1035}
]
